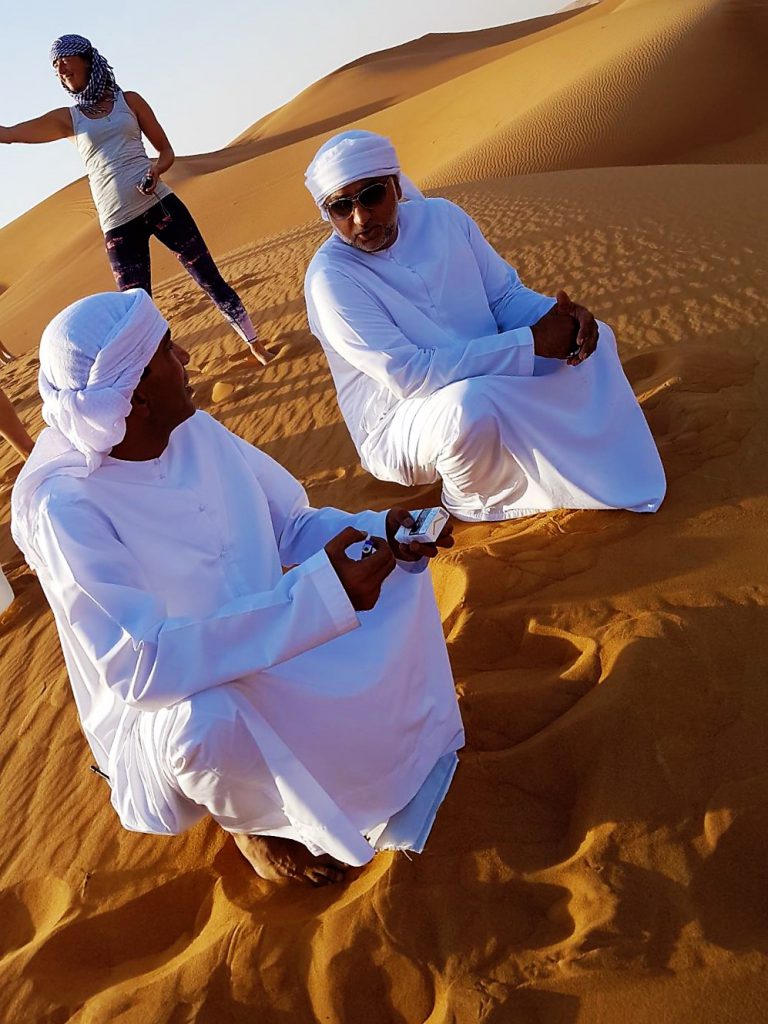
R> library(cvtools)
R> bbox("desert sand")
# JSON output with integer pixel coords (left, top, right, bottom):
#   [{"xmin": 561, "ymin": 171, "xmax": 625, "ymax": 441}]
[{"xmin": 1, "ymin": 0, "xmax": 767, "ymax": 1020}]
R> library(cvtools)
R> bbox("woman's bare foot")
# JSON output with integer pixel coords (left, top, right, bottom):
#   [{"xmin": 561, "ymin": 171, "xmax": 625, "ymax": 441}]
[
  {"xmin": 233, "ymin": 833, "xmax": 349, "ymax": 886},
  {"xmin": 245, "ymin": 341, "xmax": 275, "ymax": 367}
]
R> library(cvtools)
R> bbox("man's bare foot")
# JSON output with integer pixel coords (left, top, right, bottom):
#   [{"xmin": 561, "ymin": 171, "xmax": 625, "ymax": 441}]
[
  {"xmin": 245, "ymin": 341, "xmax": 275, "ymax": 367},
  {"xmin": 233, "ymin": 833, "xmax": 349, "ymax": 886}
]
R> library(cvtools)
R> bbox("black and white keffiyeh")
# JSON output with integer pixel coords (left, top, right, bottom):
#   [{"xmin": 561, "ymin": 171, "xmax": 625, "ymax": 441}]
[{"xmin": 49, "ymin": 34, "xmax": 118, "ymax": 113}]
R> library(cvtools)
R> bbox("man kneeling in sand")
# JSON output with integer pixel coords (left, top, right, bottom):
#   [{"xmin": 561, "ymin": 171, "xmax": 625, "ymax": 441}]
[
  {"xmin": 304, "ymin": 130, "xmax": 666, "ymax": 522},
  {"xmin": 11, "ymin": 289, "xmax": 464, "ymax": 885}
]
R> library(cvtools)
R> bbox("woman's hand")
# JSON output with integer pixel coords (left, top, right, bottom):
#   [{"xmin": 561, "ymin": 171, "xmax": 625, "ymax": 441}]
[{"xmin": 137, "ymin": 163, "xmax": 158, "ymax": 195}]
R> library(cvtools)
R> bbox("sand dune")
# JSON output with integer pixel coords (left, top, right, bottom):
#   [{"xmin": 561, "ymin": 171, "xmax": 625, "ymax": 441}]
[
  {"xmin": 1, "ymin": 0, "xmax": 767, "ymax": 1020},
  {"xmin": 1, "ymin": 0, "xmax": 766, "ymax": 354}
]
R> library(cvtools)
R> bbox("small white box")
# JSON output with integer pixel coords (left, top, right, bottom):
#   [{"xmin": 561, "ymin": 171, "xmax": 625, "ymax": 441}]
[{"xmin": 394, "ymin": 507, "xmax": 449, "ymax": 546}]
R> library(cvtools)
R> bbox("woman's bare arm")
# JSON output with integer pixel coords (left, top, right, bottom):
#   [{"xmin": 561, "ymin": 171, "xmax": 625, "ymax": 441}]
[
  {"xmin": 124, "ymin": 92, "xmax": 175, "ymax": 179},
  {"xmin": 0, "ymin": 108, "xmax": 73, "ymax": 144},
  {"xmin": 0, "ymin": 387, "xmax": 34, "ymax": 459}
]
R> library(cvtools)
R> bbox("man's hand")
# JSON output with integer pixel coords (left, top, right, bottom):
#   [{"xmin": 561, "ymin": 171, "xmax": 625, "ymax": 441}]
[
  {"xmin": 531, "ymin": 289, "xmax": 599, "ymax": 365},
  {"xmin": 554, "ymin": 289, "xmax": 599, "ymax": 364},
  {"xmin": 325, "ymin": 527, "xmax": 395, "ymax": 610},
  {"xmin": 385, "ymin": 508, "xmax": 455, "ymax": 562}
]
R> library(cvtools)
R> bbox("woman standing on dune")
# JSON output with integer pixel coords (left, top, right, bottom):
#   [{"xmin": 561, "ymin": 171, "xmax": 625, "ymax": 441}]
[{"xmin": 0, "ymin": 34, "xmax": 272, "ymax": 365}]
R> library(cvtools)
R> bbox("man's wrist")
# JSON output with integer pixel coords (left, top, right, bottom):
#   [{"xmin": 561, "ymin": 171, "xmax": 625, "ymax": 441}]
[{"xmin": 384, "ymin": 510, "xmax": 397, "ymax": 549}]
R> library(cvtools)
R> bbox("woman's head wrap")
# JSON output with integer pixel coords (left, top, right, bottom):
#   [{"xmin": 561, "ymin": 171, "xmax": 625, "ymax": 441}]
[
  {"xmin": 305, "ymin": 130, "xmax": 424, "ymax": 221},
  {"xmin": 11, "ymin": 290, "xmax": 168, "ymax": 569},
  {"xmin": 49, "ymin": 34, "xmax": 118, "ymax": 113}
]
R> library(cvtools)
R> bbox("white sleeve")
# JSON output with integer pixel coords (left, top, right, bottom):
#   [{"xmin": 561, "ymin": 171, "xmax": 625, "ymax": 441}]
[
  {"xmin": 226, "ymin": 429, "xmax": 388, "ymax": 563},
  {"xmin": 35, "ymin": 492, "xmax": 361, "ymax": 712},
  {"xmin": 458, "ymin": 205, "xmax": 555, "ymax": 330},
  {"xmin": 228, "ymin": 432, "xmax": 427, "ymax": 570},
  {"xmin": 307, "ymin": 267, "xmax": 538, "ymax": 402}
]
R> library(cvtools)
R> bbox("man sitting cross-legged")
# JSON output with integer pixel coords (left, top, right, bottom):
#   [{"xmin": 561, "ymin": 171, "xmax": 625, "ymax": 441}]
[
  {"xmin": 304, "ymin": 130, "xmax": 666, "ymax": 523},
  {"xmin": 11, "ymin": 289, "xmax": 464, "ymax": 885}
]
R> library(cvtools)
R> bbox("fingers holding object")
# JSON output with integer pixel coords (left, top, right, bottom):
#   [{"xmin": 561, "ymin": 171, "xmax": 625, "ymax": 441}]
[
  {"xmin": 436, "ymin": 521, "xmax": 455, "ymax": 548},
  {"xmin": 326, "ymin": 526, "xmax": 367, "ymax": 559},
  {"xmin": 389, "ymin": 507, "xmax": 415, "ymax": 530},
  {"xmin": 325, "ymin": 528, "xmax": 394, "ymax": 610},
  {"xmin": 364, "ymin": 535, "xmax": 396, "ymax": 577},
  {"xmin": 404, "ymin": 525, "xmax": 455, "ymax": 560},
  {"xmin": 349, "ymin": 536, "xmax": 396, "ymax": 609}
]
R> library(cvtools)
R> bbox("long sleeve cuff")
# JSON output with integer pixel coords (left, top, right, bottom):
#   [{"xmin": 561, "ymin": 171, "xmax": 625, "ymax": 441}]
[
  {"xmin": 440, "ymin": 324, "xmax": 535, "ymax": 382},
  {"xmin": 494, "ymin": 326, "xmax": 536, "ymax": 377},
  {"xmin": 353, "ymin": 509, "xmax": 389, "ymax": 539},
  {"xmin": 300, "ymin": 547, "xmax": 360, "ymax": 636}
]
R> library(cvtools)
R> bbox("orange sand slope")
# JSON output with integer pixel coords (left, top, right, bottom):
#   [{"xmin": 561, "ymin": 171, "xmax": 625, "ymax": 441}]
[
  {"xmin": 2, "ymin": 0, "xmax": 768, "ymax": 1021},
  {"xmin": 1, "ymin": 0, "xmax": 766, "ymax": 354}
]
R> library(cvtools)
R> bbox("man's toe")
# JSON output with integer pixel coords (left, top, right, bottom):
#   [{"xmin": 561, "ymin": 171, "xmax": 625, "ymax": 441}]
[{"xmin": 308, "ymin": 865, "xmax": 346, "ymax": 885}]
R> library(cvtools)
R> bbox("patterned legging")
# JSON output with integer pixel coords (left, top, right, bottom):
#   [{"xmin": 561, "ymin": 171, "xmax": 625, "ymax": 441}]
[{"xmin": 103, "ymin": 193, "xmax": 248, "ymax": 326}]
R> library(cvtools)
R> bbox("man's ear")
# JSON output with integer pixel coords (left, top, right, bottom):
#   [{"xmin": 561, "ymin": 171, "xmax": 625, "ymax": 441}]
[
  {"xmin": 394, "ymin": 175, "xmax": 403, "ymax": 200},
  {"xmin": 128, "ymin": 383, "xmax": 152, "ymax": 419}
]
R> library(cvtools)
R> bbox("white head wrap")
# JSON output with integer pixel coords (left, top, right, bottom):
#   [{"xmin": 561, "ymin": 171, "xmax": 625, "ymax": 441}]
[
  {"xmin": 11, "ymin": 289, "xmax": 168, "ymax": 569},
  {"xmin": 305, "ymin": 129, "xmax": 424, "ymax": 220}
]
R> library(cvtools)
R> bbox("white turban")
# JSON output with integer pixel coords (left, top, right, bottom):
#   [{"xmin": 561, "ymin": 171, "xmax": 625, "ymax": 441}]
[
  {"xmin": 11, "ymin": 289, "xmax": 168, "ymax": 570},
  {"xmin": 305, "ymin": 129, "xmax": 424, "ymax": 220}
]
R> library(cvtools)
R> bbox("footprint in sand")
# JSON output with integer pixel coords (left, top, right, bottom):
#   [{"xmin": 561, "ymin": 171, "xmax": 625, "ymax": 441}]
[
  {"xmin": 456, "ymin": 620, "xmax": 601, "ymax": 751},
  {"xmin": 624, "ymin": 343, "xmax": 757, "ymax": 480},
  {"xmin": 0, "ymin": 878, "xmax": 71, "ymax": 959},
  {"xmin": 375, "ymin": 866, "xmax": 576, "ymax": 967},
  {"xmin": 24, "ymin": 871, "xmax": 215, "ymax": 1003}
]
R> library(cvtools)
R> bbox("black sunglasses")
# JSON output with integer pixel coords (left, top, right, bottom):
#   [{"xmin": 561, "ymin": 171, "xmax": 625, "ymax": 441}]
[{"xmin": 324, "ymin": 180, "xmax": 391, "ymax": 221}]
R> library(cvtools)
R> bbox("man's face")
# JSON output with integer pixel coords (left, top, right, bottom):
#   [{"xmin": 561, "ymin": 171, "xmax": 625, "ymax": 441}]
[
  {"xmin": 135, "ymin": 331, "xmax": 195, "ymax": 435},
  {"xmin": 324, "ymin": 175, "xmax": 402, "ymax": 253},
  {"xmin": 53, "ymin": 54, "xmax": 90, "ymax": 93}
]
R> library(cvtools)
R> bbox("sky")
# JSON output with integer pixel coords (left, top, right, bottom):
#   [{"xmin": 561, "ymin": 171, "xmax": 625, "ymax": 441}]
[{"xmin": 1, "ymin": 0, "xmax": 572, "ymax": 230}]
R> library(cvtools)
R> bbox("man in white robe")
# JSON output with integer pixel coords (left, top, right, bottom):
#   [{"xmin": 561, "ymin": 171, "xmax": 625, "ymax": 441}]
[
  {"xmin": 11, "ymin": 289, "xmax": 464, "ymax": 885},
  {"xmin": 304, "ymin": 130, "xmax": 666, "ymax": 522}
]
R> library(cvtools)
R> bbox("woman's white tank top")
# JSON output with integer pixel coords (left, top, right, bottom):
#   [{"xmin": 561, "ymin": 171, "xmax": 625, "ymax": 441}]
[{"xmin": 70, "ymin": 90, "xmax": 172, "ymax": 233}]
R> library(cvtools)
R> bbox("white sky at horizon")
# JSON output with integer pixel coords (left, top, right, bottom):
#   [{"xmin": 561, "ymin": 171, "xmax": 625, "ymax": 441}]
[{"xmin": 2, "ymin": 1, "xmax": 574, "ymax": 230}]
